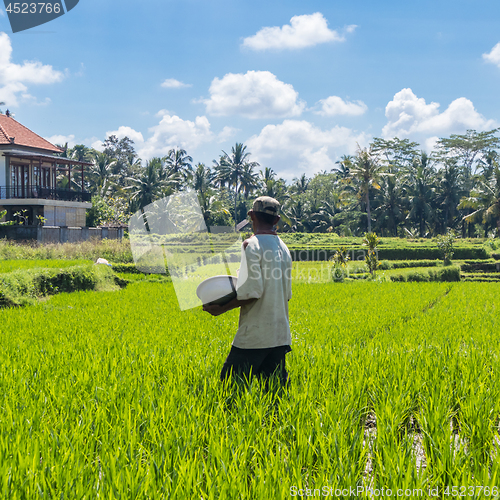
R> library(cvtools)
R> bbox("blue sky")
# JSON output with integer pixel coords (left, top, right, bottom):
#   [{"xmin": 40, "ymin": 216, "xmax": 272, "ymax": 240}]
[{"xmin": 1, "ymin": 0, "xmax": 500, "ymax": 180}]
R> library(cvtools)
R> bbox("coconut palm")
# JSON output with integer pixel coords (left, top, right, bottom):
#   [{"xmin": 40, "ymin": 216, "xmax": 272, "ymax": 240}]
[
  {"xmin": 404, "ymin": 159, "xmax": 436, "ymax": 237},
  {"xmin": 164, "ymin": 148, "xmax": 193, "ymax": 184},
  {"xmin": 214, "ymin": 143, "xmax": 259, "ymax": 228},
  {"xmin": 292, "ymin": 173, "xmax": 309, "ymax": 194},
  {"xmin": 349, "ymin": 147, "xmax": 385, "ymax": 232},
  {"xmin": 373, "ymin": 174, "xmax": 404, "ymax": 236},
  {"xmin": 86, "ymin": 152, "xmax": 118, "ymax": 198},
  {"xmin": 460, "ymin": 166, "xmax": 500, "ymax": 235},
  {"xmin": 334, "ymin": 155, "xmax": 354, "ymax": 180},
  {"xmin": 126, "ymin": 157, "xmax": 177, "ymax": 209}
]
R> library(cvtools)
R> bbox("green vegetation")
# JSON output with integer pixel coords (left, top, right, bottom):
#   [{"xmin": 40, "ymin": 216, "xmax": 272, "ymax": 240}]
[
  {"xmin": 0, "ymin": 281, "xmax": 499, "ymax": 497},
  {"xmin": 14, "ymin": 128, "xmax": 498, "ymax": 238},
  {"xmin": 0, "ymin": 264, "xmax": 126, "ymax": 307}
]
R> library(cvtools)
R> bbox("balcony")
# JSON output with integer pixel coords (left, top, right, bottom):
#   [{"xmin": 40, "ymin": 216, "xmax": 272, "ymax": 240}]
[{"xmin": 0, "ymin": 185, "xmax": 92, "ymax": 203}]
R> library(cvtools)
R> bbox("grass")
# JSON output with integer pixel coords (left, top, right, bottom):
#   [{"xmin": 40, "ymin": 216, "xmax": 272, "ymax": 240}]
[{"xmin": 1, "ymin": 281, "xmax": 500, "ymax": 497}]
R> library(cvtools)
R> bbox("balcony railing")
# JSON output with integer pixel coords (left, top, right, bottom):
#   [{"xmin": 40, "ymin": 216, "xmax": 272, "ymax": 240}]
[{"xmin": 0, "ymin": 186, "xmax": 92, "ymax": 202}]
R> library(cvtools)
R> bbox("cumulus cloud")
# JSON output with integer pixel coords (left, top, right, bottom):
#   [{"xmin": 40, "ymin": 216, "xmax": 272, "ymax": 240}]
[
  {"xmin": 0, "ymin": 32, "xmax": 64, "ymax": 107},
  {"xmin": 246, "ymin": 119, "xmax": 369, "ymax": 180},
  {"xmin": 483, "ymin": 42, "xmax": 500, "ymax": 68},
  {"xmin": 316, "ymin": 96, "xmax": 367, "ymax": 116},
  {"xmin": 138, "ymin": 114, "xmax": 214, "ymax": 159},
  {"xmin": 161, "ymin": 78, "xmax": 192, "ymax": 89},
  {"xmin": 203, "ymin": 70, "xmax": 305, "ymax": 119},
  {"xmin": 106, "ymin": 125, "xmax": 145, "ymax": 145},
  {"xmin": 45, "ymin": 134, "xmax": 76, "ymax": 148},
  {"xmin": 382, "ymin": 88, "xmax": 498, "ymax": 141},
  {"xmin": 242, "ymin": 13, "xmax": 350, "ymax": 50},
  {"xmin": 217, "ymin": 126, "xmax": 239, "ymax": 143}
]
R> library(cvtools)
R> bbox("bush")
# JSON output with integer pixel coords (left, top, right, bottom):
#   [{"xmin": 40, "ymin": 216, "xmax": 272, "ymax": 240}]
[
  {"xmin": 389, "ymin": 265, "xmax": 461, "ymax": 283},
  {"xmin": 0, "ymin": 264, "xmax": 127, "ymax": 308}
]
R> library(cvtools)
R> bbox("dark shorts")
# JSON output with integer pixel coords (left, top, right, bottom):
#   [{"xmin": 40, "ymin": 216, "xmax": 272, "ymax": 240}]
[{"xmin": 220, "ymin": 345, "xmax": 291, "ymax": 385}]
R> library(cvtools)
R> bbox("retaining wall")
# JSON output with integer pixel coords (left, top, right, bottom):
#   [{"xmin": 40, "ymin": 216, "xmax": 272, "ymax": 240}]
[{"xmin": 0, "ymin": 225, "xmax": 124, "ymax": 243}]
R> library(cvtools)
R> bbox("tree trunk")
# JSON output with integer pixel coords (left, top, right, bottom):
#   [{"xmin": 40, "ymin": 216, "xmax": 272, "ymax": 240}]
[{"xmin": 366, "ymin": 189, "xmax": 371, "ymax": 232}]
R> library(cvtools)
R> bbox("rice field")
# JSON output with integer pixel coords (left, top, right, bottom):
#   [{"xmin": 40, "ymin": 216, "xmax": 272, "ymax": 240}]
[{"xmin": 1, "ymin": 280, "xmax": 500, "ymax": 498}]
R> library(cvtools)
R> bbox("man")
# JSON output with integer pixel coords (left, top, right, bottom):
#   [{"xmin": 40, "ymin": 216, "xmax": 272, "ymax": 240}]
[{"xmin": 203, "ymin": 196, "xmax": 292, "ymax": 385}]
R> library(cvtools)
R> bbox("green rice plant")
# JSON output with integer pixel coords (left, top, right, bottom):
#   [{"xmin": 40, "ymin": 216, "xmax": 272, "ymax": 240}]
[{"xmin": 0, "ymin": 281, "xmax": 499, "ymax": 497}]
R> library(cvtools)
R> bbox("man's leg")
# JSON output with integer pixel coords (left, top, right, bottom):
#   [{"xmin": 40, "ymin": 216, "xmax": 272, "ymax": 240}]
[
  {"xmin": 257, "ymin": 346, "xmax": 291, "ymax": 386},
  {"xmin": 220, "ymin": 346, "xmax": 268, "ymax": 382}
]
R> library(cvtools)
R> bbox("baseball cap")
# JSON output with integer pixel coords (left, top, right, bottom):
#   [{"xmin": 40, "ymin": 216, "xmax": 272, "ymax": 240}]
[{"xmin": 251, "ymin": 196, "xmax": 280, "ymax": 216}]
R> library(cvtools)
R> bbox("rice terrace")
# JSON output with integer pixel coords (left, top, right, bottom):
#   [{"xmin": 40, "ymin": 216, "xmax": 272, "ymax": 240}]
[{"xmin": 0, "ymin": 235, "xmax": 499, "ymax": 499}]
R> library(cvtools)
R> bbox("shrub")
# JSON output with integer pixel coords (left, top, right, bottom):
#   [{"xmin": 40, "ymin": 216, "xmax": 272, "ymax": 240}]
[{"xmin": 0, "ymin": 265, "xmax": 127, "ymax": 308}]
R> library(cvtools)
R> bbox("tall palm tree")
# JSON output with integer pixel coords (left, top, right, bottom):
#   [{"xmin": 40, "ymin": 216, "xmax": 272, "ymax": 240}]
[
  {"xmin": 404, "ymin": 159, "xmax": 436, "ymax": 237},
  {"xmin": 373, "ymin": 174, "xmax": 404, "ymax": 236},
  {"xmin": 349, "ymin": 147, "xmax": 384, "ymax": 232},
  {"xmin": 87, "ymin": 152, "xmax": 118, "ymax": 198},
  {"xmin": 214, "ymin": 143, "xmax": 260, "ymax": 227},
  {"xmin": 334, "ymin": 155, "xmax": 354, "ymax": 180},
  {"xmin": 126, "ymin": 157, "xmax": 175, "ymax": 209},
  {"xmin": 460, "ymin": 166, "xmax": 500, "ymax": 235},
  {"xmin": 435, "ymin": 161, "xmax": 462, "ymax": 232},
  {"xmin": 164, "ymin": 148, "xmax": 193, "ymax": 184},
  {"xmin": 292, "ymin": 173, "xmax": 309, "ymax": 194}
]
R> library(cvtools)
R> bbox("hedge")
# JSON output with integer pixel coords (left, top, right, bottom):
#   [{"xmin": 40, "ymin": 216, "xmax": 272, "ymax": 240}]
[{"xmin": 0, "ymin": 264, "xmax": 127, "ymax": 308}]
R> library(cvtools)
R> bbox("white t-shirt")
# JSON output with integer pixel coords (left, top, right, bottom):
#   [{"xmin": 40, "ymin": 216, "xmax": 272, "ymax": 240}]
[{"xmin": 233, "ymin": 234, "xmax": 292, "ymax": 349}]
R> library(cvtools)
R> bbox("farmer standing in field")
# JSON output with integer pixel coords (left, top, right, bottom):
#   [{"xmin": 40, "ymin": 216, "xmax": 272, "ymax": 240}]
[{"xmin": 203, "ymin": 196, "xmax": 293, "ymax": 385}]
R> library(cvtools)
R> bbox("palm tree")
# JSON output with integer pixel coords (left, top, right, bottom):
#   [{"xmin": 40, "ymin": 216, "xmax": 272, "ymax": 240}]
[
  {"xmin": 435, "ymin": 161, "xmax": 462, "ymax": 232},
  {"xmin": 214, "ymin": 143, "xmax": 260, "ymax": 228},
  {"xmin": 460, "ymin": 166, "xmax": 500, "ymax": 235},
  {"xmin": 87, "ymin": 152, "xmax": 118, "ymax": 198},
  {"xmin": 126, "ymin": 158, "xmax": 169, "ymax": 209},
  {"xmin": 164, "ymin": 148, "xmax": 193, "ymax": 184},
  {"xmin": 404, "ymin": 157, "xmax": 436, "ymax": 237},
  {"xmin": 349, "ymin": 147, "xmax": 384, "ymax": 232},
  {"xmin": 292, "ymin": 173, "xmax": 309, "ymax": 194},
  {"xmin": 334, "ymin": 155, "xmax": 354, "ymax": 180},
  {"xmin": 373, "ymin": 174, "xmax": 404, "ymax": 236}
]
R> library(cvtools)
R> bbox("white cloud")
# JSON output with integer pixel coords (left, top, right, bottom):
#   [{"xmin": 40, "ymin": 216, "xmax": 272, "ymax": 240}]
[
  {"xmin": 91, "ymin": 139, "xmax": 104, "ymax": 151},
  {"xmin": 203, "ymin": 70, "xmax": 305, "ymax": 119},
  {"xmin": 382, "ymin": 88, "xmax": 498, "ymax": 142},
  {"xmin": 242, "ymin": 13, "xmax": 348, "ymax": 50},
  {"xmin": 161, "ymin": 78, "xmax": 192, "ymax": 89},
  {"xmin": 246, "ymin": 119, "xmax": 369, "ymax": 180},
  {"xmin": 0, "ymin": 8, "xmax": 5, "ymax": 17},
  {"xmin": 45, "ymin": 134, "xmax": 76, "ymax": 148},
  {"xmin": 316, "ymin": 96, "xmax": 367, "ymax": 116},
  {"xmin": 0, "ymin": 32, "xmax": 64, "ymax": 107},
  {"xmin": 106, "ymin": 125, "xmax": 145, "ymax": 145},
  {"xmin": 217, "ymin": 126, "xmax": 239, "ymax": 143},
  {"xmin": 483, "ymin": 42, "xmax": 500, "ymax": 68},
  {"xmin": 138, "ymin": 114, "xmax": 214, "ymax": 159}
]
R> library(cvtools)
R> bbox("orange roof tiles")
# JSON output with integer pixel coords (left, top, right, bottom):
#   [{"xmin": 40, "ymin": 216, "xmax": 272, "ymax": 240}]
[{"xmin": 0, "ymin": 114, "xmax": 63, "ymax": 153}]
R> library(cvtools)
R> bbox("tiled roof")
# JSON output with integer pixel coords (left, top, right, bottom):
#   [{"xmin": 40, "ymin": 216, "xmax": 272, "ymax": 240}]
[{"xmin": 0, "ymin": 114, "xmax": 63, "ymax": 153}]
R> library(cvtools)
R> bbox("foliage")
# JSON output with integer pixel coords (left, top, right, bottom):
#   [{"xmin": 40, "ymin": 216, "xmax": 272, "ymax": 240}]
[
  {"xmin": 362, "ymin": 232, "xmax": 380, "ymax": 275},
  {"xmin": 0, "ymin": 264, "xmax": 125, "ymax": 307},
  {"xmin": 86, "ymin": 195, "xmax": 129, "ymax": 227},
  {"xmin": 436, "ymin": 230, "xmax": 456, "ymax": 265}
]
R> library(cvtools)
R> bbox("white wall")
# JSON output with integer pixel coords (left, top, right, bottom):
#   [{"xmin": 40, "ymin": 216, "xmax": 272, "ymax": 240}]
[{"xmin": 0, "ymin": 153, "xmax": 6, "ymax": 186}]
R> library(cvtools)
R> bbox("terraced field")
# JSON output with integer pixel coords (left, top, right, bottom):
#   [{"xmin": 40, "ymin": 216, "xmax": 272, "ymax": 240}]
[{"xmin": 1, "ymin": 280, "xmax": 499, "ymax": 498}]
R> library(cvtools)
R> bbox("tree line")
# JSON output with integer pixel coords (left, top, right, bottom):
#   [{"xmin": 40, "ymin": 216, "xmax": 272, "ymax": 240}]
[{"xmin": 57, "ymin": 128, "xmax": 500, "ymax": 237}]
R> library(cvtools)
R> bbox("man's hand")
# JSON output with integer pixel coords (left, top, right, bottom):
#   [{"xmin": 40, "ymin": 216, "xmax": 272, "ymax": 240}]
[
  {"xmin": 203, "ymin": 303, "xmax": 226, "ymax": 316},
  {"xmin": 202, "ymin": 297, "xmax": 258, "ymax": 316}
]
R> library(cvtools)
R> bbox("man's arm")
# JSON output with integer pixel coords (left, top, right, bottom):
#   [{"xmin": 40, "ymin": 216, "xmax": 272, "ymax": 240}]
[{"xmin": 203, "ymin": 297, "xmax": 257, "ymax": 316}]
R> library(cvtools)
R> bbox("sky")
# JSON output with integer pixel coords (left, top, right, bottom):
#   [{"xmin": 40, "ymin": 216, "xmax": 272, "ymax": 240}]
[{"xmin": 1, "ymin": 0, "xmax": 500, "ymax": 181}]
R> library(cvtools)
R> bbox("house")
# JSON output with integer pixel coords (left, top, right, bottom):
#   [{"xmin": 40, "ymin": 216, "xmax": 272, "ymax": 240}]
[{"xmin": 0, "ymin": 114, "xmax": 91, "ymax": 227}]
